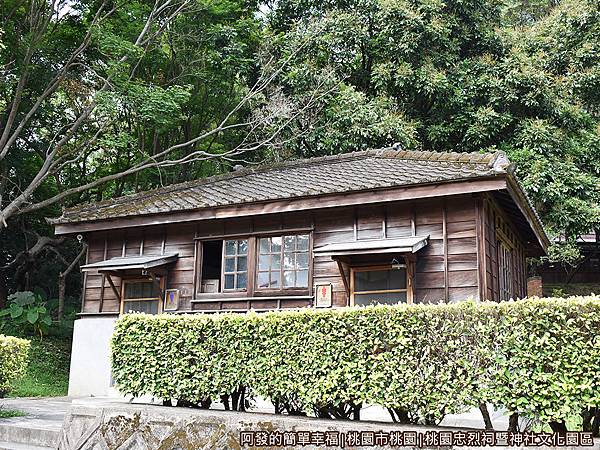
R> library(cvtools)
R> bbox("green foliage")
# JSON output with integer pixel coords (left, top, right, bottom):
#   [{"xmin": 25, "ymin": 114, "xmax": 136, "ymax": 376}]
[
  {"xmin": 0, "ymin": 0, "xmax": 262, "ymax": 300},
  {"xmin": 9, "ymin": 335, "xmax": 71, "ymax": 398},
  {"xmin": 0, "ymin": 408, "xmax": 26, "ymax": 418},
  {"xmin": 260, "ymin": 0, "xmax": 600, "ymax": 248},
  {"xmin": 500, "ymin": 0, "xmax": 562, "ymax": 26},
  {"xmin": 486, "ymin": 299, "xmax": 600, "ymax": 424},
  {"xmin": 0, "ymin": 335, "xmax": 30, "ymax": 397},
  {"xmin": 0, "ymin": 292, "xmax": 52, "ymax": 338},
  {"xmin": 546, "ymin": 241, "xmax": 584, "ymax": 266},
  {"xmin": 112, "ymin": 296, "xmax": 600, "ymax": 428}
]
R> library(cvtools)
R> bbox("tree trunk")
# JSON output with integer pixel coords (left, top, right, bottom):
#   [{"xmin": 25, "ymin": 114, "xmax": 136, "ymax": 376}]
[
  {"xmin": 220, "ymin": 394, "xmax": 230, "ymax": 410},
  {"xmin": 549, "ymin": 420, "xmax": 567, "ymax": 434},
  {"xmin": 479, "ymin": 403, "xmax": 494, "ymax": 429},
  {"xmin": 0, "ymin": 272, "xmax": 6, "ymax": 309},
  {"xmin": 508, "ymin": 412, "xmax": 519, "ymax": 432},
  {"xmin": 58, "ymin": 273, "xmax": 66, "ymax": 320},
  {"xmin": 353, "ymin": 404, "xmax": 361, "ymax": 421},
  {"xmin": 388, "ymin": 408, "xmax": 411, "ymax": 424},
  {"xmin": 583, "ymin": 408, "xmax": 593, "ymax": 432},
  {"xmin": 58, "ymin": 243, "xmax": 87, "ymax": 321},
  {"xmin": 592, "ymin": 411, "xmax": 600, "ymax": 437}
]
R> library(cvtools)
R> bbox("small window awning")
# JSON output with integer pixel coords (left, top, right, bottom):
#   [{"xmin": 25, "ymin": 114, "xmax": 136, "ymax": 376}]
[
  {"xmin": 80, "ymin": 254, "xmax": 178, "ymax": 272},
  {"xmin": 314, "ymin": 236, "xmax": 429, "ymax": 257}
]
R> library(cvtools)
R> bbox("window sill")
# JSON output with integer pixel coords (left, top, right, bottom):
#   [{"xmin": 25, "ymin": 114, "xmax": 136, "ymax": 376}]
[{"xmin": 191, "ymin": 295, "xmax": 314, "ymax": 303}]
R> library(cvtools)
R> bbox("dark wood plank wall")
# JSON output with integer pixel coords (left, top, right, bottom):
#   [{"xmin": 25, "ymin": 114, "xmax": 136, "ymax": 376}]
[
  {"xmin": 81, "ymin": 193, "xmax": 501, "ymax": 314},
  {"xmin": 413, "ymin": 197, "xmax": 480, "ymax": 303},
  {"xmin": 482, "ymin": 194, "xmax": 528, "ymax": 301}
]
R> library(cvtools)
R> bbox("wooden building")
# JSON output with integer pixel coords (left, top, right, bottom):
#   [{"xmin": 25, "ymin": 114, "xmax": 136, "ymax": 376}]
[
  {"xmin": 53, "ymin": 148, "xmax": 549, "ymax": 315},
  {"xmin": 51, "ymin": 148, "xmax": 549, "ymax": 396},
  {"xmin": 537, "ymin": 232, "xmax": 599, "ymax": 296}
]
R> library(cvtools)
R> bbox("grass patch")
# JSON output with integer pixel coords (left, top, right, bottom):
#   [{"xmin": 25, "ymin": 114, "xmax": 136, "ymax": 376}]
[
  {"xmin": 0, "ymin": 408, "xmax": 26, "ymax": 418},
  {"xmin": 9, "ymin": 336, "xmax": 71, "ymax": 398}
]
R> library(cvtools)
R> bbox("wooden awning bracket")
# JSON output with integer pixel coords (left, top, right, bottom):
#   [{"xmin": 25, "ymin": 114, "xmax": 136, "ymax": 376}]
[
  {"xmin": 149, "ymin": 271, "xmax": 164, "ymax": 302},
  {"xmin": 335, "ymin": 259, "xmax": 350, "ymax": 296},
  {"xmin": 105, "ymin": 274, "xmax": 121, "ymax": 302}
]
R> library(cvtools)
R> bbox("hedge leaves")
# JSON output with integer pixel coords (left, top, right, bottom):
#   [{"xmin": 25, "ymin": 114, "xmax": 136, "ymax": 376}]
[
  {"xmin": 111, "ymin": 297, "xmax": 600, "ymax": 425},
  {"xmin": 0, "ymin": 335, "xmax": 30, "ymax": 397}
]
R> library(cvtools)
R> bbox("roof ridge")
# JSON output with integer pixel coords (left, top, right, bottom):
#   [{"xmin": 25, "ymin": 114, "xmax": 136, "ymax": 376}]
[{"xmin": 58, "ymin": 147, "xmax": 502, "ymax": 216}]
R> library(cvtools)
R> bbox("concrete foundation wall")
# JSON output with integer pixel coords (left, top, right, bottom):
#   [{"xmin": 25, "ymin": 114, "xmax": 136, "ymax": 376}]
[
  {"xmin": 68, "ymin": 317, "xmax": 117, "ymax": 397},
  {"xmin": 58, "ymin": 401, "xmax": 600, "ymax": 450}
]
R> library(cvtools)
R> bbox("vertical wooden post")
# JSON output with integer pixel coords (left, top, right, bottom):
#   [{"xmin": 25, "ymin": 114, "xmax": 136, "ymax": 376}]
[
  {"xmin": 475, "ymin": 194, "xmax": 488, "ymax": 301},
  {"xmin": 99, "ymin": 234, "xmax": 108, "ymax": 313},
  {"xmin": 442, "ymin": 201, "xmax": 449, "ymax": 303},
  {"xmin": 192, "ymin": 224, "xmax": 199, "ymax": 298},
  {"xmin": 80, "ymin": 243, "xmax": 89, "ymax": 314}
]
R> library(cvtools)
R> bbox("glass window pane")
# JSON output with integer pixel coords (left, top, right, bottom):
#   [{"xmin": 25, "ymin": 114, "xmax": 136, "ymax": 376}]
[
  {"xmin": 284, "ymin": 235, "xmax": 295, "ymax": 251},
  {"xmin": 283, "ymin": 252, "xmax": 294, "ymax": 269},
  {"xmin": 124, "ymin": 283, "xmax": 137, "ymax": 299},
  {"xmin": 296, "ymin": 253, "xmax": 308, "ymax": 269},
  {"xmin": 259, "ymin": 238, "xmax": 270, "ymax": 254},
  {"xmin": 237, "ymin": 240, "xmax": 248, "ymax": 255},
  {"xmin": 224, "ymin": 257, "xmax": 236, "ymax": 272},
  {"xmin": 271, "ymin": 236, "xmax": 282, "ymax": 252},
  {"xmin": 270, "ymin": 271, "xmax": 280, "ymax": 288},
  {"xmin": 237, "ymin": 256, "xmax": 247, "ymax": 271},
  {"xmin": 237, "ymin": 273, "xmax": 247, "ymax": 289},
  {"xmin": 225, "ymin": 240, "xmax": 236, "ymax": 255},
  {"xmin": 297, "ymin": 235, "xmax": 309, "ymax": 251},
  {"xmin": 271, "ymin": 254, "xmax": 281, "ymax": 269},
  {"xmin": 258, "ymin": 254, "xmax": 270, "ymax": 270},
  {"xmin": 141, "ymin": 283, "xmax": 151, "ymax": 298},
  {"xmin": 257, "ymin": 271, "xmax": 269, "ymax": 289},
  {"xmin": 354, "ymin": 269, "xmax": 406, "ymax": 292},
  {"xmin": 123, "ymin": 300, "xmax": 159, "ymax": 314},
  {"xmin": 354, "ymin": 292, "xmax": 407, "ymax": 306},
  {"xmin": 296, "ymin": 270, "xmax": 308, "ymax": 287},
  {"xmin": 125, "ymin": 282, "xmax": 157, "ymax": 299},
  {"xmin": 283, "ymin": 270, "xmax": 295, "ymax": 288},
  {"xmin": 224, "ymin": 274, "xmax": 235, "ymax": 290}
]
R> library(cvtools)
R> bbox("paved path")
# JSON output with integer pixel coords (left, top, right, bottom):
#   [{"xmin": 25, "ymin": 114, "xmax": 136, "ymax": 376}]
[
  {"xmin": 0, "ymin": 395, "xmax": 512, "ymax": 430},
  {"xmin": 0, "ymin": 397, "xmax": 73, "ymax": 449},
  {"xmin": 0, "ymin": 397, "xmax": 71, "ymax": 431}
]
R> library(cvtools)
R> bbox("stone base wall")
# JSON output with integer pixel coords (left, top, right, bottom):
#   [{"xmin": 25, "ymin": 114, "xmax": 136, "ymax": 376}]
[{"xmin": 59, "ymin": 401, "xmax": 600, "ymax": 450}]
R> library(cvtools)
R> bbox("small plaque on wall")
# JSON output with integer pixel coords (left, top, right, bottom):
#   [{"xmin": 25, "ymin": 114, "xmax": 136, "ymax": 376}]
[
  {"xmin": 164, "ymin": 289, "xmax": 179, "ymax": 311},
  {"xmin": 315, "ymin": 283, "xmax": 332, "ymax": 308}
]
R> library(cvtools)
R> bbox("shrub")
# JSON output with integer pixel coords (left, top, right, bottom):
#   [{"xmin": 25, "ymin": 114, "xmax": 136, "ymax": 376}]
[
  {"xmin": 0, "ymin": 335, "xmax": 30, "ymax": 397},
  {"xmin": 0, "ymin": 292, "xmax": 52, "ymax": 338},
  {"xmin": 484, "ymin": 298, "xmax": 600, "ymax": 431},
  {"xmin": 111, "ymin": 296, "xmax": 600, "ymax": 431}
]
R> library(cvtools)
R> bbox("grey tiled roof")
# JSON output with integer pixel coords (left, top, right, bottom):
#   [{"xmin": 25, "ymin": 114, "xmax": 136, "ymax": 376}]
[{"xmin": 51, "ymin": 148, "xmax": 510, "ymax": 224}]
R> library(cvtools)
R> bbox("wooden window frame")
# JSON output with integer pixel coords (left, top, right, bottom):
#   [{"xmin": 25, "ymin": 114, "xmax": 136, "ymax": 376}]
[
  {"xmin": 497, "ymin": 238, "xmax": 514, "ymax": 301},
  {"xmin": 120, "ymin": 277, "xmax": 163, "ymax": 315},
  {"xmin": 256, "ymin": 233, "xmax": 311, "ymax": 293},
  {"xmin": 350, "ymin": 264, "xmax": 411, "ymax": 306},
  {"xmin": 194, "ymin": 232, "xmax": 313, "ymax": 298},
  {"xmin": 221, "ymin": 238, "xmax": 249, "ymax": 292}
]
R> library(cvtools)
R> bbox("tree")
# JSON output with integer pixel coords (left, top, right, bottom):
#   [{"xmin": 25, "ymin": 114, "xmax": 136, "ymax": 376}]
[
  {"xmin": 259, "ymin": 0, "xmax": 599, "ymax": 256},
  {"xmin": 0, "ymin": 0, "xmax": 330, "ymax": 302}
]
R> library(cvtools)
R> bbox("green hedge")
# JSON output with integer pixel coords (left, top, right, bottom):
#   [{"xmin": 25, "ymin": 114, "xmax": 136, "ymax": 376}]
[
  {"xmin": 0, "ymin": 335, "xmax": 30, "ymax": 397},
  {"xmin": 111, "ymin": 297, "xmax": 600, "ymax": 427}
]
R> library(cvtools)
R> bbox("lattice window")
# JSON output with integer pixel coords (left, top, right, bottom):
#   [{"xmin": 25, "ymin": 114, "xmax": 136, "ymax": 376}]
[
  {"xmin": 257, "ymin": 235, "xmax": 309, "ymax": 289},
  {"xmin": 498, "ymin": 240, "xmax": 514, "ymax": 301},
  {"xmin": 222, "ymin": 239, "xmax": 248, "ymax": 290},
  {"xmin": 121, "ymin": 280, "xmax": 161, "ymax": 314}
]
